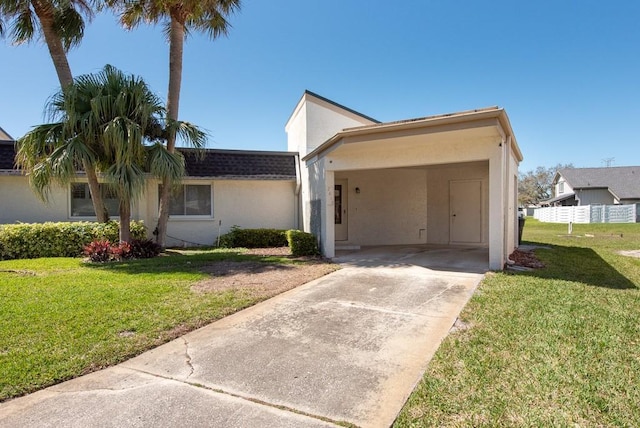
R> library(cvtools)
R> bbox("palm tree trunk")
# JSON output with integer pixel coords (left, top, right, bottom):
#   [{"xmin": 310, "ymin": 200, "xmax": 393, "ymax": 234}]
[
  {"xmin": 84, "ymin": 160, "xmax": 108, "ymax": 223},
  {"xmin": 119, "ymin": 197, "xmax": 131, "ymax": 243},
  {"xmin": 32, "ymin": 1, "xmax": 73, "ymax": 87},
  {"xmin": 34, "ymin": 1, "xmax": 108, "ymax": 223},
  {"xmin": 156, "ymin": 17, "xmax": 185, "ymax": 247}
]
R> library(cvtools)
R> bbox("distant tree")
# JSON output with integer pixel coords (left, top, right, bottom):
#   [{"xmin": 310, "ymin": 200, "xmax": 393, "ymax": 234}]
[
  {"xmin": 16, "ymin": 65, "xmax": 207, "ymax": 242},
  {"xmin": 0, "ymin": 0, "xmax": 113, "ymax": 222},
  {"xmin": 518, "ymin": 163, "xmax": 574, "ymax": 206},
  {"xmin": 109, "ymin": 0, "xmax": 241, "ymax": 246}
]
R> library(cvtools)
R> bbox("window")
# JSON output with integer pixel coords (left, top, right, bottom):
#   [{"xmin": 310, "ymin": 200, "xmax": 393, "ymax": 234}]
[
  {"xmin": 70, "ymin": 183, "xmax": 119, "ymax": 217},
  {"xmin": 160, "ymin": 184, "xmax": 212, "ymax": 216},
  {"xmin": 558, "ymin": 181, "xmax": 565, "ymax": 194}
]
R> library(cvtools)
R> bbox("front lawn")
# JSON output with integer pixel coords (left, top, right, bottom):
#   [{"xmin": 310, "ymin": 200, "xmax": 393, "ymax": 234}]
[
  {"xmin": 395, "ymin": 219, "xmax": 640, "ymax": 427},
  {"xmin": 0, "ymin": 249, "xmax": 333, "ymax": 401}
]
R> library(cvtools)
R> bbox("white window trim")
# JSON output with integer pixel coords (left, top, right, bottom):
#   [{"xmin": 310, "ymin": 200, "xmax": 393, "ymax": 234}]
[
  {"xmin": 160, "ymin": 182, "xmax": 214, "ymax": 219},
  {"xmin": 68, "ymin": 181, "xmax": 121, "ymax": 220}
]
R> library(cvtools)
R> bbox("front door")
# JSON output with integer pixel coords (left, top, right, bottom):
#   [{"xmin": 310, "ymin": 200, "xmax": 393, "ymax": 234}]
[
  {"xmin": 450, "ymin": 180, "xmax": 482, "ymax": 244},
  {"xmin": 335, "ymin": 179, "xmax": 348, "ymax": 241}
]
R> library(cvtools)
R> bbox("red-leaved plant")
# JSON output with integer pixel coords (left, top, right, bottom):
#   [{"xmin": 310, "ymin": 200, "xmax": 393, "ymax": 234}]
[{"xmin": 84, "ymin": 239, "xmax": 160, "ymax": 262}]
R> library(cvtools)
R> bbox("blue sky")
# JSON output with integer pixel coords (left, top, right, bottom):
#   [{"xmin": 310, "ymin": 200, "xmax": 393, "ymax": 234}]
[{"xmin": 1, "ymin": 0, "xmax": 639, "ymax": 173}]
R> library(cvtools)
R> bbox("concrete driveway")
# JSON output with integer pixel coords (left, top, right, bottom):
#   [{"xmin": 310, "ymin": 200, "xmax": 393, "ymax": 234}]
[{"xmin": 0, "ymin": 246, "xmax": 486, "ymax": 428}]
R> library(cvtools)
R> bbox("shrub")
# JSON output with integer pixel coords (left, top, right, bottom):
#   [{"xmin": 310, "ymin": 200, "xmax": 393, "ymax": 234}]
[
  {"xmin": 83, "ymin": 239, "xmax": 161, "ymax": 263},
  {"xmin": 83, "ymin": 240, "xmax": 116, "ymax": 263},
  {"xmin": 218, "ymin": 226, "xmax": 288, "ymax": 248},
  {"xmin": 286, "ymin": 230, "xmax": 320, "ymax": 256},
  {"xmin": 128, "ymin": 239, "xmax": 162, "ymax": 259},
  {"xmin": 0, "ymin": 221, "xmax": 147, "ymax": 260}
]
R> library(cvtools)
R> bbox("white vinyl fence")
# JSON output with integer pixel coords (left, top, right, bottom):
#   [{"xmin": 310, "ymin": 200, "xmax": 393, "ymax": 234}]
[{"xmin": 534, "ymin": 204, "xmax": 639, "ymax": 224}]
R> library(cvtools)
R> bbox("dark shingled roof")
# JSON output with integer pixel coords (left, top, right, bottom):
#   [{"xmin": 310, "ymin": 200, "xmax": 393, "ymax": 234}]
[
  {"xmin": 559, "ymin": 167, "xmax": 640, "ymax": 200},
  {"xmin": 180, "ymin": 149, "xmax": 297, "ymax": 180},
  {"xmin": 0, "ymin": 142, "xmax": 16, "ymax": 170},
  {"xmin": 0, "ymin": 140, "xmax": 297, "ymax": 180}
]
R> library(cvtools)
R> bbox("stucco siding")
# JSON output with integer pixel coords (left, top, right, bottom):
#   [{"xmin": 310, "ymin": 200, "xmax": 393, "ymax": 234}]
[
  {"xmin": 304, "ymin": 101, "xmax": 373, "ymax": 155},
  {"xmin": 426, "ymin": 162, "xmax": 489, "ymax": 245},
  {"xmin": 286, "ymin": 103, "xmax": 307, "ymax": 154},
  {"xmin": 327, "ymin": 131, "xmax": 501, "ymax": 172},
  {"xmin": 0, "ymin": 175, "xmax": 68, "ymax": 224},
  {"xmin": 157, "ymin": 179, "xmax": 297, "ymax": 247},
  {"xmin": 307, "ymin": 159, "xmax": 329, "ymax": 254},
  {"xmin": 287, "ymin": 93, "xmax": 376, "ymax": 158},
  {"xmin": 335, "ymin": 169, "xmax": 427, "ymax": 246}
]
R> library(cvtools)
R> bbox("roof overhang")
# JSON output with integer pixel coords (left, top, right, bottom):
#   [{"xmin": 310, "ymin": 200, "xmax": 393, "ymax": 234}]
[
  {"xmin": 302, "ymin": 107, "xmax": 522, "ymax": 163},
  {"xmin": 543, "ymin": 192, "xmax": 576, "ymax": 205}
]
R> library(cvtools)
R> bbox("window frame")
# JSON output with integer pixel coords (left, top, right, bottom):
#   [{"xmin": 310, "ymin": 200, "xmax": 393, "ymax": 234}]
[
  {"xmin": 69, "ymin": 182, "xmax": 120, "ymax": 219},
  {"xmin": 159, "ymin": 182, "xmax": 214, "ymax": 218}
]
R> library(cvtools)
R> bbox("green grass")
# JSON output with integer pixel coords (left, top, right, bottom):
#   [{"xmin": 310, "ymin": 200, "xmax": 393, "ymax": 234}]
[
  {"xmin": 395, "ymin": 219, "xmax": 640, "ymax": 427},
  {"xmin": 0, "ymin": 249, "xmax": 303, "ymax": 401}
]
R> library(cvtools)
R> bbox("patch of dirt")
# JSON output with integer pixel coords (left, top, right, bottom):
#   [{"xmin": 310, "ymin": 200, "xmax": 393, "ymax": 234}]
[
  {"xmin": 243, "ymin": 247, "xmax": 292, "ymax": 257},
  {"xmin": 191, "ymin": 250, "xmax": 339, "ymax": 298},
  {"xmin": 508, "ymin": 249, "xmax": 545, "ymax": 269}
]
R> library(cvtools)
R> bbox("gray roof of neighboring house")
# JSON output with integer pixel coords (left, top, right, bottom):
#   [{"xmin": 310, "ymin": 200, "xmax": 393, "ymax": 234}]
[
  {"xmin": 558, "ymin": 166, "xmax": 640, "ymax": 200},
  {"xmin": 0, "ymin": 142, "xmax": 297, "ymax": 180}
]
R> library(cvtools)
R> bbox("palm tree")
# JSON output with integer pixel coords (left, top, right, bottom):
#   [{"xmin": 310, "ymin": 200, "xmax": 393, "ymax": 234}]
[
  {"xmin": 0, "ymin": 0, "xmax": 111, "ymax": 222},
  {"xmin": 111, "ymin": 0, "xmax": 240, "ymax": 246},
  {"xmin": 16, "ymin": 64, "xmax": 207, "ymax": 242}
]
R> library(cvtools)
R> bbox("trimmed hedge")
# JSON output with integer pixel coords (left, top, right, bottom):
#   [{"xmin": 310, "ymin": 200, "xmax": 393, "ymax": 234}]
[
  {"xmin": 286, "ymin": 230, "xmax": 320, "ymax": 256},
  {"xmin": 218, "ymin": 227, "xmax": 288, "ymax": 249},
  {"xmin": 0, "ymin": 221, "xmax": 147, "ymax": 260},
  {"xmin": 217, "ymin": 227, "xmax": 320, "ymax": 257}
]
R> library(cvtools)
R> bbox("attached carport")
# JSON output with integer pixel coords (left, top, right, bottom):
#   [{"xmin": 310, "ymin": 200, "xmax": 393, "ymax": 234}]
[{"xmin": 301, "ymin": 107, "xmax": 523, "ymax": 270}]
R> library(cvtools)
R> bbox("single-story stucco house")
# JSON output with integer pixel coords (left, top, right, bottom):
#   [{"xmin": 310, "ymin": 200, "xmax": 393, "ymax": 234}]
[
  {"xmin": 0, "ymin": 91, "xmax": 523, "ymax": 269},
  {"xmin": 546, "ymin": 166, "xmax": 640, "ymax": 206}
]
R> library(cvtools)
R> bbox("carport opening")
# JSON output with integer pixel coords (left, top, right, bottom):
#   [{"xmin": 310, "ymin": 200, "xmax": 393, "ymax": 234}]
[{"xmin": 333, "ymin": 161, "xmax": 489, "ymax": 250}]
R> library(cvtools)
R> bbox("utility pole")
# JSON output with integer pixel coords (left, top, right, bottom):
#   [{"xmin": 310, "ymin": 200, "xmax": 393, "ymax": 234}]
[{"xmin": 602, "ymin": 157, "xmax": 615, "ymax": 167}]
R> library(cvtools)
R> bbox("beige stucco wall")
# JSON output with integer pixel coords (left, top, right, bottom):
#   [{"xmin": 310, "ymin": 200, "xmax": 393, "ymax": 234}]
[
  {"xmin": 426, "ymin": 162, "xmax": 489, "ymax": 245},
  {"xmin": 307, "ymin": 158, "xmax": 330, "ymax": 253},
  {"xmin": 285, "ymin": 102, "xmax": 307, "ymax": 155},
  {"xmin": 1, "ymin": 176, "xmax": 296, "ymax": 249},
  {"xmin": 286, "ymin": 93, "xmax": 376, "ymax": 157},
  {"xmin": 335, "ymin": 168, "xmax": 428, "ymax": 246},
  {"xmin": 0, "ymin": 175, "xmax": 68, "ymax": 224},
  {"xmin": 143, "ymin": 179, "xmax": 297, "ymax": 247}
]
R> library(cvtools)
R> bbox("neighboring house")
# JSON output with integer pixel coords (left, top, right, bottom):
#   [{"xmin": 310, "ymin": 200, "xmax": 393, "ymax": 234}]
[
  {"xmin": 1, "ymin": 91, "xmax": 523, "ymax": 269},
  {"xmin": 547, "ymin": 167, "xmax": 640, "ymax": 206}
]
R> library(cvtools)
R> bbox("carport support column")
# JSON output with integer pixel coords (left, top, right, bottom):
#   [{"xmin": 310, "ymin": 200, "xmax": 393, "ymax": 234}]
[
  {"xmin": 323, "ymin": 170, "xmax": 335, "ymax": 258},
  {"xmin": 488, "ymin": 143, "xmax": 506, "ymax": 270}
]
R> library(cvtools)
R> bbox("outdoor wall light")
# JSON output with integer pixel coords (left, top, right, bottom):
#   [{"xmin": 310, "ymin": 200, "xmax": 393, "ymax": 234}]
[{"xmin": 355, "ymin": 187, "xmax": 361, "ymax": 194}]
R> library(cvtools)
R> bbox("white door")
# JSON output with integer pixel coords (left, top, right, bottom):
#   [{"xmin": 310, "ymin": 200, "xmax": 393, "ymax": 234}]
[
  {"xmin": 335, "ymin": 179, "xmax": 348, "ymax": 241},
  {"xmin": 450, "ymin": 180, "xmax": 482, "ymax": 244}
]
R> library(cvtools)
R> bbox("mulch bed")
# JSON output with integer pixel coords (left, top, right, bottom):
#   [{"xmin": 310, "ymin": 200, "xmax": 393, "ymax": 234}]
[
  {"xmin": 191, "ymin": 247, "xmax": 338, "ymax": 297},
  {"xmin": 508, "ymin": 249, "xmax": 545, "ymax": 269}
]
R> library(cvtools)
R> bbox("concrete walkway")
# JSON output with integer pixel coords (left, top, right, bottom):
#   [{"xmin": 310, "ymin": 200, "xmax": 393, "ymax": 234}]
[{"xmin": 0, "ymin": 246, "xmax": 486, "ymax": 428}]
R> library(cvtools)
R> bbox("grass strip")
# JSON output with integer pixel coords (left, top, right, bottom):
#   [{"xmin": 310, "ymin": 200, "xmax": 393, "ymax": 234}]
[
  {"xmin": 395, "ymin": 219, "xmax": 640, "ymax": 427},
  {"xmin": 0, "ymin": 248, "xmax": 306, "ymax": 401}
]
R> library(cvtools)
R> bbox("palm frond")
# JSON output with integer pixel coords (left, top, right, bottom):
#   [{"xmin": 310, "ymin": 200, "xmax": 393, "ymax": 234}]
[
  {"xmin": 9, "ymin": 7, "xmax": 36, "ymax": 45},
  {"xmin": 166, "ymin": 119, "xmax": 208, "ymax": 151},
  {"xmin": 147, "ymin": 142, "xmax": 185, "ymax": 184},
  {"xmin": 54, "ymin": 5, "xmax": 86, "ymax": 50}
]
